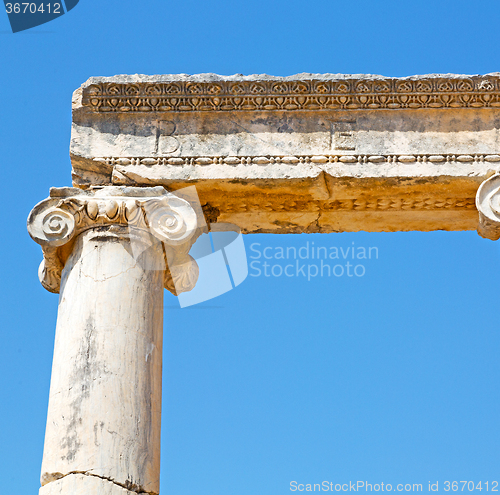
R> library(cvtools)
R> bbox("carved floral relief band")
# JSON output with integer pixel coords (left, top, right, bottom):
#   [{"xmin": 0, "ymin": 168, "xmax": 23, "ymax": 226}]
[
  {"xmin": 27, "ymin": 186, "xmax": 204, "ymax": 294},
  {"xmin": 82, "ymin": 75, "xmax": 500, "ymax": 113}
]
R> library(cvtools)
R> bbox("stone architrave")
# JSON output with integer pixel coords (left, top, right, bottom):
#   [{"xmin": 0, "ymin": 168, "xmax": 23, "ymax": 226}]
[
  {"xmin": 71, "ymin": 73, "xmax": 500, "ymax": 233},
  {"xmin": 28, "ymin": 186, "xmax": 204, "ymax": 495}
]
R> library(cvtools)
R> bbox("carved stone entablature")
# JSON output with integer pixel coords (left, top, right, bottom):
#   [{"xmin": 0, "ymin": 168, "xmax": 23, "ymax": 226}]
[
  {"xmin": 81, "ymin": 73, "xmax": 500, "ymax": 113},
  {"xmin": 71, "ymin": 73, "xmax": 500, "ymax": 234},
  {"xmin": 27, "ymin": 186, "xmax": 203, "ymax": 294},
  {"xmin": 476, "ymin": 174, "xmax": 500, "ymax": 240}
]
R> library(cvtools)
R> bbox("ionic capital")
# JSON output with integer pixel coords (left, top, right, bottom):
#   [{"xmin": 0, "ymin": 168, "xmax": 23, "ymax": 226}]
[
  {"xmin": 27, "ymin": 186, "xmax": 204, "ymax": 294},
  {"xmin": 476, "ymin": 174, "xmax": 500, "ymax": 240}
]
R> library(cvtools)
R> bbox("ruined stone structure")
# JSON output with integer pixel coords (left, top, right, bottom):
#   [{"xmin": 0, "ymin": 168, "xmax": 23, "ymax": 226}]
[{"xmin": 28, "ymin": 73, "xmax": 500, "ymax": 494}]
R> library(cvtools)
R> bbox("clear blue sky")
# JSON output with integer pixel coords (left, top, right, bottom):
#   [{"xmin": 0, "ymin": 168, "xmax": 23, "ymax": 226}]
[{"xmin": 1, "ymin": 0, "xmax": 500, "ymax": 493}]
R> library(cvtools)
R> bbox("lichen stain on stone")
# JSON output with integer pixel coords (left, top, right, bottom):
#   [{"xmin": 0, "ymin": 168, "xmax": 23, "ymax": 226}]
[
  {"xmin": 93, "ymin": 421, "xmax": 104, "ymax": 447},
  {"xmin": 60, "ymin": 315, "xmax": 104, "ymax": 462},
  {"xmin": 202, "ymin": 203, "xmax": 220, "ymax": 224}
]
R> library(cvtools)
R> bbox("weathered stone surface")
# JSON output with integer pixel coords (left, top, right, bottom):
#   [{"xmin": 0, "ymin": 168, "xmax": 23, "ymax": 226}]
[
  {"xmin": 476, "ymin": 173, "xmax": 500, "ymax": 239},
  {"xmin": 70, "ymin": 73, "xmax": 500, "ymax": 233},
  {"xmin": 38, "ymin": 226, "xmax": 164, "ymax": 494},
  {"xmin": 39, "ymin": 473, "xmax": 145, "ymax": 495}
]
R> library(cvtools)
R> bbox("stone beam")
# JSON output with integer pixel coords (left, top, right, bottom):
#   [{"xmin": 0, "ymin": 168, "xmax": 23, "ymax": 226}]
[{"xmin": 71, "ymin": 73, "xmax": 500, "ymax": 233}]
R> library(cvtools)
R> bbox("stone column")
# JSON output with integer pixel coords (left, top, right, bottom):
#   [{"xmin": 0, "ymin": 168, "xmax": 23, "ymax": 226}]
[{"xmin": 28, "ymin": 186, "xmax": 202, "ymax": 495}]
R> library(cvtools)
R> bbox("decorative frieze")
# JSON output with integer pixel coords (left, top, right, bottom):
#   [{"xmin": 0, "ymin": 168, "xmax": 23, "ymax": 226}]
[
  {"xmin": 209, "ymin": 197, "xmax": 477, "ymax": 213},
  {"xmin": 82, "ymin": 74, "xmax": 500, "ymax": 113},
  {"xmin": 27, "ymin": 186, "xmax": 202, "ymax": 294},
  {"xmin": 94, "ymin": 153, "xmax": 500, "ymax": 167}
]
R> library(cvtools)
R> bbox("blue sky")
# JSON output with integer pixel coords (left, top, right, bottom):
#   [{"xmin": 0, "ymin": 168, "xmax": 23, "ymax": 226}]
[{"xmin": 1, "ymin": 0, "xmax": 500, "ymax": 493}]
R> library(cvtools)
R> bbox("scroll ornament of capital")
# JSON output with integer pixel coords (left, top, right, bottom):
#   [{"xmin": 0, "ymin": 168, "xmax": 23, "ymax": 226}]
[
  {"xmin": 476, "ymin": 174, "xmax": 500, "ymax": 240},
  {"xmin": 27, "ymin": 186, "xmax": 203, "ymax": 294}
]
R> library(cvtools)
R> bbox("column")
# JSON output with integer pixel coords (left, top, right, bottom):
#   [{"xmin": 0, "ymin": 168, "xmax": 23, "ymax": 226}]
[
  {"xmin": 27, "ymin": 186, "xmax": 202, "ymax": 495},
  {"xmin": 476, "ymin": 173, "xmax": 500, "ymax": 239}
]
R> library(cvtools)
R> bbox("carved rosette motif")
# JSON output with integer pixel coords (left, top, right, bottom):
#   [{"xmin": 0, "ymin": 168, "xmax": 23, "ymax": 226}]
[
  {"xmin": 27, "ymin": 186, "xmax": 203, "ymax": 294},
  {"xmin": 476, "ymin": 174, "xmax": 500, "ymax": 240}
]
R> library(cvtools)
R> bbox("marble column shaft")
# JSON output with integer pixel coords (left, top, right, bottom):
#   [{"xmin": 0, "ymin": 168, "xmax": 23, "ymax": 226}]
[{"xmin": 28, "ymin": 186, "xmax": 201, "ymax": 495}]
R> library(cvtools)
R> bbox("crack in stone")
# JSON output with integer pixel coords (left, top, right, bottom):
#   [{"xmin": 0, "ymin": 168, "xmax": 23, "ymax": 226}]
[
  {"xmin": 316, "ymin": 170, "xmax": 333, "ymax": 233},
  {"xmin": 321, "ymin": 170, "xmax": 333, "ymax": 200},
  {"xmin": 79, "ymin": 260, "xmax": 140, "ymax": 282},
  {"xmin": 43, "ymin": 471, "xmax": 158, "ymax": 495},
  {"xmin": 305, "ymin": 214, "xmax": 321, "ymax": 233}
]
